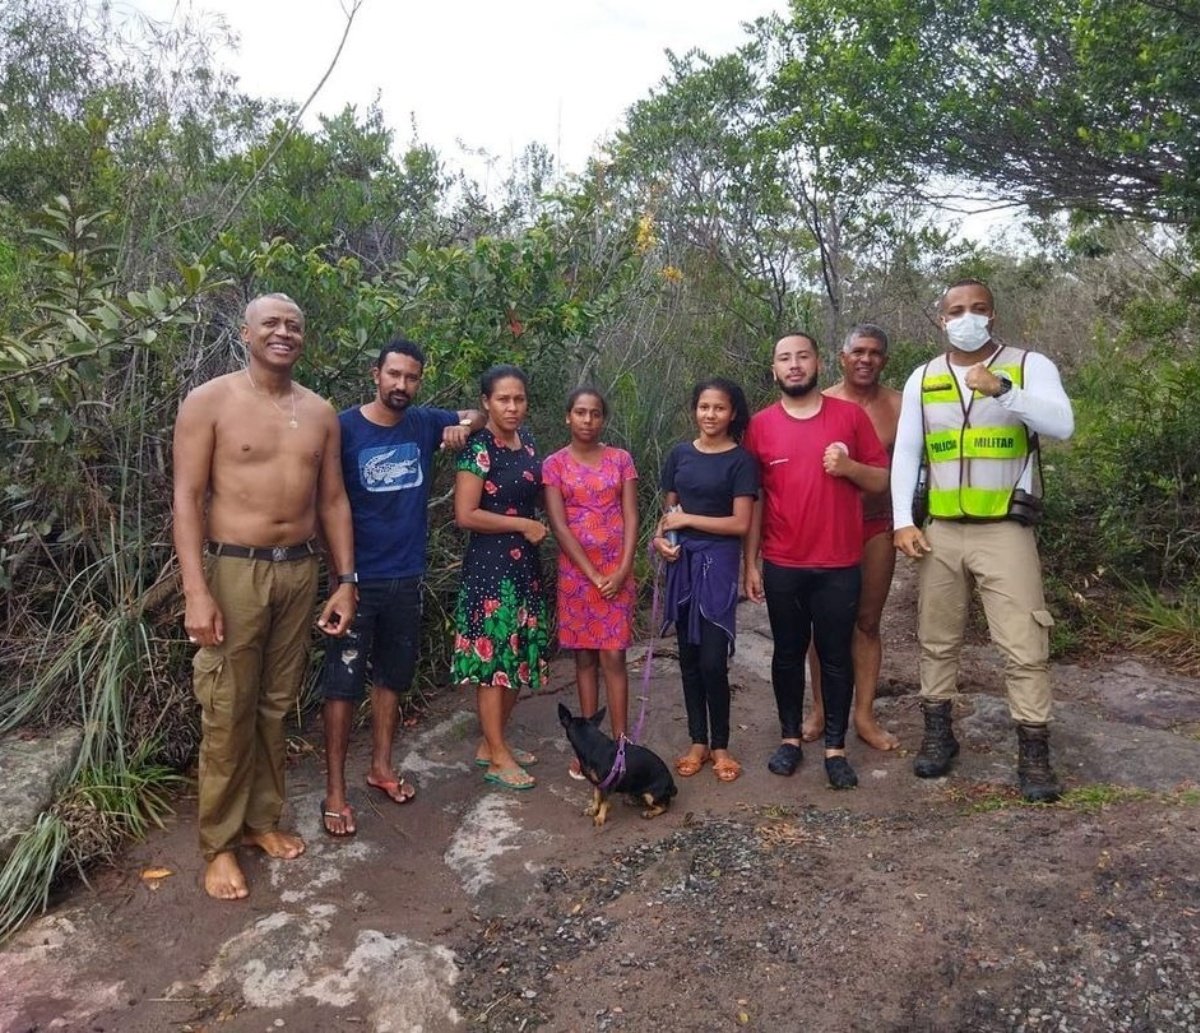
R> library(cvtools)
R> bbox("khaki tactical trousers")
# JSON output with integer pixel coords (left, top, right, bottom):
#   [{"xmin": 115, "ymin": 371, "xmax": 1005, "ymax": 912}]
[{"xmin": 917, "ymin": 519, "xmax": 1054, "ymax": 724}]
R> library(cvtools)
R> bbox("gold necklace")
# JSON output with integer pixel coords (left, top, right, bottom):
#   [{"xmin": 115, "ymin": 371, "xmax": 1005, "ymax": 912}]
[{"xmin": 245, "ymin": 369, "xmax": 298, "ymax": 428}]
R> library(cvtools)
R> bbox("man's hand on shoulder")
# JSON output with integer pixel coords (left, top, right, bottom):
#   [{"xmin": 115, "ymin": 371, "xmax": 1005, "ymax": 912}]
[
  {"xmin": 441, "ymin": 423, "xmax": 472, "ymax": 451},
  {"xmin": 442, "ymin": 410, "xmax": 483, "ymax": 451}
]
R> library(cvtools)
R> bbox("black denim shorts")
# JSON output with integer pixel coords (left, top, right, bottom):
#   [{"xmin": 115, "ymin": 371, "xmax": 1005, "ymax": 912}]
[{"xmin": 321, "ymin": 577, "xmax": 423, "ymax": 700}]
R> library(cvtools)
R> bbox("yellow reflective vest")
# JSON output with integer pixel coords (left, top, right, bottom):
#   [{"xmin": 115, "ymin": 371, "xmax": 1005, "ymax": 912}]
[{"xmin": 920, "ymin": 347, "xmax": 1031, "ymax": 519}]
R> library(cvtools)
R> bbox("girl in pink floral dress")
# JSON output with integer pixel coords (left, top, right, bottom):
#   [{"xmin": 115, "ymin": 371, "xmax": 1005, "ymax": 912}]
[{"xmin": 543, "ymin": 389, "xmax": 639, "ymax": 777}]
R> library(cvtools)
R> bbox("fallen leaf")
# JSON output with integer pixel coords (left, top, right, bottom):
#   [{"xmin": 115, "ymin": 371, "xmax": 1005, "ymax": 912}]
[{"xmin": 141, "ymin": 867, "xmax": 174, "ymax": 882}]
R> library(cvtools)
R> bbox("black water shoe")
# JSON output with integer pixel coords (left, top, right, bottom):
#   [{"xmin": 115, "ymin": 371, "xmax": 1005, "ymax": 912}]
[
  {"xmin": 824, "ymin": 755, "xmax": 858, "ymax": 789},
  {"xmin": 767, "ymin": 743, "xmax": 802, "ymax": 776}
]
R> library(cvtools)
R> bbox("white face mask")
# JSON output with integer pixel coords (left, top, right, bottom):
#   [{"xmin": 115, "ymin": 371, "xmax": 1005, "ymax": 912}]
[{"xmin": 944, "ymin": 312, "xmax": 992, "ymax": 352}]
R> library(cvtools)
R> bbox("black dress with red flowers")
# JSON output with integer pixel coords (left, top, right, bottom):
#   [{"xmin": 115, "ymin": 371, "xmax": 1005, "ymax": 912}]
[{"xmin": 451, "ymin": 426, "xmax": 550, "ymax": 690}]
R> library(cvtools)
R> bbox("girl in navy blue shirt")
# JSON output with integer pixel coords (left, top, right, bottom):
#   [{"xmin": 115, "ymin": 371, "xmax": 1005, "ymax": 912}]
[{"xmin": 653, "ymin": 378, "xmax": 758, "ymax": 783}]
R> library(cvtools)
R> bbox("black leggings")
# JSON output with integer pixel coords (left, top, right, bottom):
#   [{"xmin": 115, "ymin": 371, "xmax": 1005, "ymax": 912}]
[
  {"xmin": 676, "ymin": 602, "xmax": 731, "ymax": 750},
  {"xmin": 763, "ymin": 561, "xmax": 861, "ymax": 749}
]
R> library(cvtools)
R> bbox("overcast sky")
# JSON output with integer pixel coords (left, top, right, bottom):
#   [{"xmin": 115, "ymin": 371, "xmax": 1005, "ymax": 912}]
[{"xmin": 121, "ymin": 0, "xmax": 781, "ymax": 178}]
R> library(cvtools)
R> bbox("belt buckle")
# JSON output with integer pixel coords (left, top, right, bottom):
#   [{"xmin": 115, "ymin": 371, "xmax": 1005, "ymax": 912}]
[{"xmin": 271, "ymin": 546, "xmax": 287, "ymax": 562}]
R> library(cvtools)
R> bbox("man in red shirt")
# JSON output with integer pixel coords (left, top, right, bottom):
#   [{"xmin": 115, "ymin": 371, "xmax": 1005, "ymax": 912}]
[{"xmin": 744, "ymin": 332, "xmax": 890, "ymax": 789}]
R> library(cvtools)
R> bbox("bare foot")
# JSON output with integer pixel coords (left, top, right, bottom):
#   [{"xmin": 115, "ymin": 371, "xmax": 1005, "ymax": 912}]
[
  {"xmin": 854, "ymin": 713, "xmax": 900, "ymax": 751},
  {"xmin": 244, "ymin": 828, "xmax": 305, "ymax": 860},
  {"xmin": 203, "ymin": 851, "xmax": 249, "ymax": 900},
  {"xmin": 801, "ymin": 711, "xmax": 824, "ymax": 743}
]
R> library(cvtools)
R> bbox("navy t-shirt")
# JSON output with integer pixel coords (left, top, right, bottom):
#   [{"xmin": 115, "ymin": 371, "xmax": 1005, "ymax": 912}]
[
  {"xmin": 340, "ymin": 405, "xmax": 458, "ymax": 580},
  {"xmin": 660, "ymin": 442, "xmax": 759, "ymax": 542}
]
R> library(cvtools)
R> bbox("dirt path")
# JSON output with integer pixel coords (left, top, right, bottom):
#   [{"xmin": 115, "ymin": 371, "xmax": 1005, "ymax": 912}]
[{"xmin": 3, "ymin": 561, "xmax": 1200, "ymax": 1032}]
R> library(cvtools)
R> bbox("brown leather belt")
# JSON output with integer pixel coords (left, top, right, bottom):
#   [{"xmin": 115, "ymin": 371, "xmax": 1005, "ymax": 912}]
[{"xmin": 207, "ymin": 539, "xmax": 320, "ymax": 562}]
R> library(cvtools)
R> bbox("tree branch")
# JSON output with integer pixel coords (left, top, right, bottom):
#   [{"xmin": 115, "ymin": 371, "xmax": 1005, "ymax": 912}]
[{"xmin": 203, "ymin": 0, "xmax": 365, "ymax": 245}]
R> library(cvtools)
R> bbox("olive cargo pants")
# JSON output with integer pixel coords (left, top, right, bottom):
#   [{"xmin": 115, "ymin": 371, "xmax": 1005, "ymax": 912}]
[{"xmin": 192, "ymin": 554, "xmax": 318, "ymax": 859}]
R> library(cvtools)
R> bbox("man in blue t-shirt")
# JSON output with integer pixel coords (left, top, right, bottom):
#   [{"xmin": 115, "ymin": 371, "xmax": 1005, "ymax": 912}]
[{"xmin": 320, "ymin": 338, "xmax": 483, "ymax": 836}]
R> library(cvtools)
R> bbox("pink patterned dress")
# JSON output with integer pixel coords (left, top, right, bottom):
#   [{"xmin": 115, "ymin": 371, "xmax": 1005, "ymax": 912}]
[{"xmin": 542, "ymin": 446, "xmax": 638, "ymax": 650}]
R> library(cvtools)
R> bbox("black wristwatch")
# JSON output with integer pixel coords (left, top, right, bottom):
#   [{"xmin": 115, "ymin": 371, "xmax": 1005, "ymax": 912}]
[
  {"xmin": 337, "ymin": 572, "xmax": 359, "ymax": 585},
  {"xmin": 994, "ymin": 376, "xmax": 1012, "ymax": 398}
]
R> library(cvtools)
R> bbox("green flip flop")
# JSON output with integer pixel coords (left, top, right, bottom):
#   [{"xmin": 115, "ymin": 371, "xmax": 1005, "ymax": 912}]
[
  {"xmin": 482, "ymin": 767, "xmax": 536, "ymax": 791},
  {"xmin": 475, "ymin": 747, "xmax": 538, "ymax": 768}
]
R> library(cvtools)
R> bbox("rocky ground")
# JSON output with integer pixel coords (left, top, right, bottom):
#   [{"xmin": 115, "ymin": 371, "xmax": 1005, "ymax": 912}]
[{"xmin": 3, "ymin": 562, "xmax": 1199, "ymax": 1033}]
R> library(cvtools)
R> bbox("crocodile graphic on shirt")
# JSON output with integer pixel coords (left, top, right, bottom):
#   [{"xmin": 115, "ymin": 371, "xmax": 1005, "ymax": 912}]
[{"xmin": 359, "ymin": 444, "xmax": 423, "ymax": 492}]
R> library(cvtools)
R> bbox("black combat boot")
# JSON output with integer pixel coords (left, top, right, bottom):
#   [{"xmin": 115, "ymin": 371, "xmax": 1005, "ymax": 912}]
[
  {"xmin": 913, "ymin": 700, "xmax": 959, "ymax": 778},
  {"xmin": 1016, "ymin": 723, "xmax": 1062, "ymax": 803}
]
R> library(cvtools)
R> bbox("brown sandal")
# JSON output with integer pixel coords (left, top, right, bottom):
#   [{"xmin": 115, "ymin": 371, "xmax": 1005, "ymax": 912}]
[
  {"xmin": 675, "ymin": 750, "xmax": 711, "ymax": 777},
  {"xmin": 713, "ymin": 757, "xmax": 742, "ymax": 783}
]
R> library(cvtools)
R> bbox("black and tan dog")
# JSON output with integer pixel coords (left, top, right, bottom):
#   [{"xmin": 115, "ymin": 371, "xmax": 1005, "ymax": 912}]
[{"xmin": 558, "ymin": 704, "xmax": 677, "ymax": 826}]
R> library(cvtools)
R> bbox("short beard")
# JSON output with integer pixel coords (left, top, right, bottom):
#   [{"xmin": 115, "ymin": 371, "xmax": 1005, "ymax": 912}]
[
  {"xmin": 777, "ymin": 375, "xmax": 818, "ymax": 398},
  {"xmin": 381, "ymin": 391, "xmax": 411, "ymax": 412}
]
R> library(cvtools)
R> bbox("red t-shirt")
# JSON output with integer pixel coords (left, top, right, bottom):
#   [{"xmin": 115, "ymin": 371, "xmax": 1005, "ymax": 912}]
[{"xmin": 744, "ymin": 397, "xmax": 889, "ymax": 568}]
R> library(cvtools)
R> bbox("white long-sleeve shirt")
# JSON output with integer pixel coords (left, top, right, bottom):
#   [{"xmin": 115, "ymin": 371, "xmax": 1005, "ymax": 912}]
[{"xmin": 891, "ymin": 350, "xmax": 1075, "ymax": 529}]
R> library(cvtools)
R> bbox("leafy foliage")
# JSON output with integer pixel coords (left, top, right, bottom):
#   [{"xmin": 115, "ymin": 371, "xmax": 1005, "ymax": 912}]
[
  {"xmin": 609, "ymin": 41, "xmax": 952, "ymax": 347},
  {"xmin": 0, "ymin": 0, "xmax": 1198, "ymax": 942},
  {"xmin": 0, "ymin": 197, "xmax": 211, "ymax": 440},
  {"xmin": 1043, "ymin": 343, "xmax": 1200, "ymax": 589},
  {"xmin": 774, "ymin": 0, "xmax": 1200, "ymax": 225}
]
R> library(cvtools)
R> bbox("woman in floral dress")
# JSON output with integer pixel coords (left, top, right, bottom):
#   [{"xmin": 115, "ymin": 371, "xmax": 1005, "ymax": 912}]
[
  {"xmin": 452, "ymin": 365, "xmax": 549, "ymax": 791},
  {"xmin": 543, "ymin": 388, "xmax": 638, "ymax": 779}
]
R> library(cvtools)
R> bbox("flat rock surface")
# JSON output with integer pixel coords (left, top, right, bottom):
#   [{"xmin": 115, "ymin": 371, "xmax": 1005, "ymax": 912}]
[{"xmin": 3, "ymin": 562, "xmax": 1199, "ymax": 1032}]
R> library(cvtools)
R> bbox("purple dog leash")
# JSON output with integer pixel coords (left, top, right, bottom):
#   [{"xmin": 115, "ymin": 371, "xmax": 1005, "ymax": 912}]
[{"xmin": 598, "ymin": 543, "xmax": 664, "ymax": 790}]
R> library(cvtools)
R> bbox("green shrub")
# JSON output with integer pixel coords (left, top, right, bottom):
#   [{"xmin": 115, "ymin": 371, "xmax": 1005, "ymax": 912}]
[{"xmin": 1043, "ymin": 342, "xmax": 1200, "ymax": 590}]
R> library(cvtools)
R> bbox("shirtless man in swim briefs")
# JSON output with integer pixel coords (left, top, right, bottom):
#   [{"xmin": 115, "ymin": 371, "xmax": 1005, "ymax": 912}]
[{"xmin": 805, "ymin": 323, "xmax": 903, "ymax": 750}]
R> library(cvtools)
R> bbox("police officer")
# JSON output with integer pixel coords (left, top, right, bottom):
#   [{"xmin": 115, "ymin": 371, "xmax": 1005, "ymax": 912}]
[{"xmin": 891, "ymin": 279, "xmax": 1074, "ymax": 801}]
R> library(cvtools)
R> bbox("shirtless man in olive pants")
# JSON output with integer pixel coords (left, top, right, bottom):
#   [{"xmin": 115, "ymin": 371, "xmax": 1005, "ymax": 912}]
[{"xmin": 173, "ymin": 293, "xmax": 357, "ymax": 899}]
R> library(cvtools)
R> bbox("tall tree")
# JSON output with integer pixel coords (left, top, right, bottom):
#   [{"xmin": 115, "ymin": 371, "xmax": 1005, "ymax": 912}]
[
  {"xmin": 611, "ymin": 48, "xmax": 805, "ymax": 334},
  {"xmin": 776, "ymin": 0, "xmax": 1200, "ymax": 226},
  {"xmin": 608, "ymin": 40, "xmax": 941, "ymax": 346}
]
